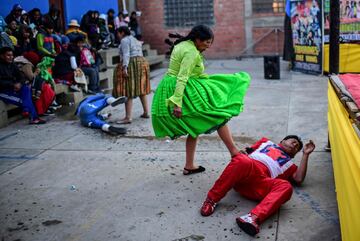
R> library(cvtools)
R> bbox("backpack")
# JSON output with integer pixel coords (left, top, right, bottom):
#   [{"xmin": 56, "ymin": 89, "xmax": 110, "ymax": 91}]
[{"xmin": 80, "ymin": 48, "xmax": 95, "ymax": 66}]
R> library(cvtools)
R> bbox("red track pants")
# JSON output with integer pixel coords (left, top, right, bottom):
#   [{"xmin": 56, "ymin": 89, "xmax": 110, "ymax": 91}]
[
  {"xmin": 207, "ymin": 153, "xmax": 293, "ymax": 223},
  {"xmin": 35, "ymin": 83, "xmax": 55, "ymax": 115}
]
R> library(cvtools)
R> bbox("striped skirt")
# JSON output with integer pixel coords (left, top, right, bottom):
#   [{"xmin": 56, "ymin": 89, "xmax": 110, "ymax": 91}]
[{"xmin": 112, "ymin": 56, "xmax": 150, "ymax": 98}]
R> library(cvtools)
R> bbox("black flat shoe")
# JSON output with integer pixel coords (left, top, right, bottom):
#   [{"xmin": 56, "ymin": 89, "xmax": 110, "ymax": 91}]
[{"xmin": 183, "ymin": 166, "xmax": 206, "ymax": 175}]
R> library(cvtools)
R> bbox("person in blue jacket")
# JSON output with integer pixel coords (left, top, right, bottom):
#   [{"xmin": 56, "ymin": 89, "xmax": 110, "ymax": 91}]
[{"xmin": 75, "ymin": 94, "xmax": 127, "ymax": 134}]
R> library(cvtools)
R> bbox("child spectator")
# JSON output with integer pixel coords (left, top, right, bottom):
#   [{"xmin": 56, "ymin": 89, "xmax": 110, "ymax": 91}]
[
  {"xmin": 36, "ymin": 21, "xmax": 56, "ymax": 57},
  {"xmin": 70, "ymin": 36, "xmax": 100, "ymax": 94}
]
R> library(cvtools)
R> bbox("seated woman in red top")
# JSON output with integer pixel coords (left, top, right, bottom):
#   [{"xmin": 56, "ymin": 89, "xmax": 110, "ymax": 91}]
[{"xmin": 200, "ymin": 135, "xmax": 315, "ymax": 236}]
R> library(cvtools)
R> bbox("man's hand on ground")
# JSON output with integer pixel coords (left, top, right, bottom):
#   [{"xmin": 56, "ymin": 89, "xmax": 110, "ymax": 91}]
[{"xmin": 303, "ymin": 140, "xmax": 315, "ymax": 155}]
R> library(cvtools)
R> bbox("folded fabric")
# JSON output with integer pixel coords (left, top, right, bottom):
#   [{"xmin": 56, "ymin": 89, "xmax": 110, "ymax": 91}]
[{"xmin": 339, "ymin": 74, "xmax": 360, "ymax": 109}]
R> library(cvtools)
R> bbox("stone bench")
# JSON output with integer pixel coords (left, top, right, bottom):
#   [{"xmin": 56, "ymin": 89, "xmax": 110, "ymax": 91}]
[{"xmin": 0, "ymin": 101, "xmax": 20, "ymax": 128}]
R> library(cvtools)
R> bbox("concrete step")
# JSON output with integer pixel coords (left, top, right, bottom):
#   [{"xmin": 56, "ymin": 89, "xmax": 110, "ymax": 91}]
[
  {"xmin": 0, "ymin": 101, "xmax": 20, "ymax": 128},
  {"xmin": 142, "ymin": 43, "xmax": 151, "ymax": 52},
  {"xmin": 146, "ymin": 55, "xmax": 166, "ymax": 66},
  {"xmin": 56, "ymin": 91, "xmax": 84, "ymax": 106},
  {"xmin": 148, "ymin": 49, "xmax": 158, "ymax": 56}
]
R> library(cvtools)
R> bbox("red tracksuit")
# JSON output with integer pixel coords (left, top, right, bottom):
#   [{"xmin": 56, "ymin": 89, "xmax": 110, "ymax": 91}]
[{"xmin": 207, "ymin": 138, "xmax": 297, "ymax": 223}]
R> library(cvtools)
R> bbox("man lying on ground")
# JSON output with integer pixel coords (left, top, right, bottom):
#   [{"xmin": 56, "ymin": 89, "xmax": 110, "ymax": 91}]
[
  {"xmin": 75, "ymin": 93, "xmax": 127, "ymax": 134},
  {"xmin": 200, "ymin": 135, "xmax": 315, "ymax": 236}
]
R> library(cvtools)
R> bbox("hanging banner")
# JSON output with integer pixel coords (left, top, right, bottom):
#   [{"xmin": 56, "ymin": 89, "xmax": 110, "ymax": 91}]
[
  {"xmin": 324, "ymin": 0, "xmax": 360, "ymax": 43},
  {"xmin": 290, "ymin": 0, "xmax": 323, "ymax": 74}
]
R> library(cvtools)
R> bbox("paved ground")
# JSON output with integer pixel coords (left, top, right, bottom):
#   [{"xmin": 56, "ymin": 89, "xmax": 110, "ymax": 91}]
[{"xmin": 0, "ymin": 58, "xmax": 341, "ymax": 241}]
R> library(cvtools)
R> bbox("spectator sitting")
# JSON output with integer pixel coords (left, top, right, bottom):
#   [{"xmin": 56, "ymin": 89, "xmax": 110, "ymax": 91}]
[
  {"xmin": 128, "ymin": 11, "xmax": 141, "ymax": 40},
  {"xmin": 52, "ymin": 36, "xmax": 81, "ymax": 92},
  {"xmin": 43, "ymin": 5, "xmax": 63, "ymax": 34},
  {"xmin": 0, "ymin": 47, "xmax": 46, "ymax": 124},
  {"xmin": 0, "ymin": 15, "xmax": 6, "ymax": 32},
  {"xmin": 69, "ymin": 36, "xmax": 100, "ymax": 94},
  {"xmin": 98, "ymin": 14, "xmax": 111, "ymax": 49},
  {"xmin": 20, "ymin": 10, "xmax": 30, "ymax": 26},
  {"xmin": 107, "ymin": 9, "xmax": 116, "ymax": 34},
  {"xmin": 36, "ymin": 21, "xmax": 56, "ymax": 57},
  {"xmin": 80, "ymin": 11, "xmax": 92, "ymax": 33},
  {"xmin": 15, "ymin": 52, "xmax": 40, "ymax": 83},
  {"xmin": 65, "ymin": 19, "xmax": 88, "ymax": 43},
  {"xmin": 5, "ymin": 4, "xmax": 23, "ymax": 25},
  {"xmin": 5, "ymin": 20, "xmax": 18, "ymax": 37},
  {"xmin": 15, "ymin": 53, "xmax": 56, "ymax": 116},
  {"xmin": 28, "ymin": 8, "xmax": 43, "ymax": 28},
  {"xmin": 80, "ymin": 11, "xmax": 100, "ymax": 49},
  {"xmin": 114, "ymin": 12, "xmax": 128, "ymax": 29},
  {"xmin": 14, "ymin": 24, "xmax": 37, "ymax": 56}
]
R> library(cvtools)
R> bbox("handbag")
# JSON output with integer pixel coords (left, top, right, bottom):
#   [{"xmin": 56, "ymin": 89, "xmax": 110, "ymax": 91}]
[{"xmin": 74, "ymin": 68, "xmax": 88, "ymax": 92}]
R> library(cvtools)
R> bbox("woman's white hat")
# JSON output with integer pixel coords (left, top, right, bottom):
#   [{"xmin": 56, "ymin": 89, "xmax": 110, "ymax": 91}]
[{"xmin": 68, "ymin": 19, "xmax": 80, "ymax": 27}]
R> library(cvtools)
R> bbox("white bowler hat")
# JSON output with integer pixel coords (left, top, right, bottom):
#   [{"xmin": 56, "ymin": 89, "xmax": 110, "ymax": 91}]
[{"xmin": 68, "ymin": 19, "xmax": 80, "ymax": 27}]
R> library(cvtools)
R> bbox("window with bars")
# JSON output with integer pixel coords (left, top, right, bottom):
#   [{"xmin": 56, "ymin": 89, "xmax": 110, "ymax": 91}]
[
  {"xmin": 253, "ymin": 0, "xmax": 285, "ymax": 13},
  {"xmin": 164, "ymin": 0, "xmax": 214, "ymax": 28}
]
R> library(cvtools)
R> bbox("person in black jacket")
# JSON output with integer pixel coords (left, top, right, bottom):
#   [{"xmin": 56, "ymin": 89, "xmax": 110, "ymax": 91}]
[
  {"xmin": 0, "ymin": 47, "xmax": 45, "ymax": 124},
  {"xmin": 5, "ymin": 4, "xmax": 23, "ymax": 25},
  {"xmin": 52, "ymin": 36, "xmax": 80, "ymax": 91},
  {"xmin": 42, "ymin": 5, "xmax": 63, "ymax": 34}
]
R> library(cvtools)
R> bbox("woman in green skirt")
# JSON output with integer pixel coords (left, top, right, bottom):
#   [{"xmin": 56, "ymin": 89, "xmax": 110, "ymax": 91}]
[{"xmin": 152, "ymin": 25, "xmax": 250, "ymax": 175}]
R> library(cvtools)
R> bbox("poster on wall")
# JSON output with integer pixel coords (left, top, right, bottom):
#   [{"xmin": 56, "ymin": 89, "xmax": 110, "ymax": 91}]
[
  {"xmin": 324, "ymin": 0, "xmax": 360, "ymax": 42},
  {"xmin": 290, "ymin": 0, "xmax": 323, "ymax": 75}
]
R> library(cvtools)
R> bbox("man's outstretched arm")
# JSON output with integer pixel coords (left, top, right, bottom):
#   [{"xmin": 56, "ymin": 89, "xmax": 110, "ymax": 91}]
[{"xmin": 292, "ymin": 140, "xmax": 316, "ymax": 185}]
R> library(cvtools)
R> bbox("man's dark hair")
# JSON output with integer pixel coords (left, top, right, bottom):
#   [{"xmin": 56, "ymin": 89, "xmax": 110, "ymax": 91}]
[
  {"xmin": 117, "ymin": 26, "xmax": 131, "ymax": 36},
  {"xmin": 44, "ymin": 21, "xmax": 54, "ymax": 29},
  {"xmin": 283, "ymin": 135, "xmax": 303, "ymax": 150},
  {"xmin": 74, "ymin": 35, "xmax": 85, "ymax": 43},
  {"xmin": 0, "ymin": 47, "xmax": 14, "ymax": 55}
]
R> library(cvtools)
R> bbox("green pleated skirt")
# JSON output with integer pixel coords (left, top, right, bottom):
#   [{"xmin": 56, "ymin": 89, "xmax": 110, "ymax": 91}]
[{"xmin": 151, "ymin": 72, "xmax": 251, "ymax": 139}]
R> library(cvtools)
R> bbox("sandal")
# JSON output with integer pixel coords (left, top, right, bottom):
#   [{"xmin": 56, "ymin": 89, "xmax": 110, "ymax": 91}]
[
  {"xmin": 140, "ymin": 113, "xmax": 150, "ymax": 118},
  {"xmin": 116, "ymin": 119, "xmax": 132, "ymax": 124},
  {"xmin": 183, "ymin": 166, "xmax": 206, "ymax": 175}
]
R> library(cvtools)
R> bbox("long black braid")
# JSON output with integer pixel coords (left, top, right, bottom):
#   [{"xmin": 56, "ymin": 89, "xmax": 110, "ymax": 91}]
[{"xmin": 164, "ymin": 25, "xmax": 214, "ymax": 55}]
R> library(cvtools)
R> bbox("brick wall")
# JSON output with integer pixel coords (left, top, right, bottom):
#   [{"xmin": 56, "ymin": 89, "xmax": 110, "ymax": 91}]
[
  {"xmin": 252, "ymin": 27, "xmax": 284, "ymax": 55},
  {"xmin": 137, "ymin": 0, "xmax": 285, "ymax": 58},
  {"xmin": 137, "ymin": 0, "xmax": 246, "ymax": 59}
]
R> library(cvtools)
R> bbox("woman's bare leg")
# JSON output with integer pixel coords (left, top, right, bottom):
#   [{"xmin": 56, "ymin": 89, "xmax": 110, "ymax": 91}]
[
  {"xmin": 217, "ymin": 124, "xmax": 239, "ymax": 156},
  {"xmin": 185, "ymin": 135, "xmax": 199, "ymax": 170},
  {"xmin": 139, "ymin": 94, "xmax": 149, "ymax": 116},
  {"xmin": 124, "ymin": 98, "xmax": 133, "ymax": 121}
]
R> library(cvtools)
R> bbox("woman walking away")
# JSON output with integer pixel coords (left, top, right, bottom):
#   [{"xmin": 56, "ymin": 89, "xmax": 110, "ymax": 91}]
[
  {"xmin": 113, "ymin": 26, "xmax": 150, "ymax": 124},
  {"xmin": 151, "ymin": 25, "xmax": 251, "ymax": 175}
]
